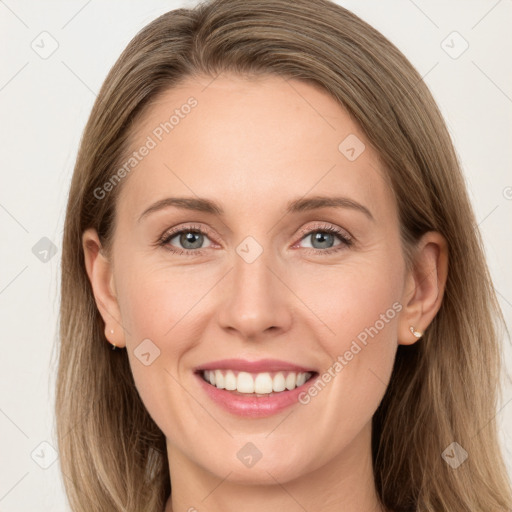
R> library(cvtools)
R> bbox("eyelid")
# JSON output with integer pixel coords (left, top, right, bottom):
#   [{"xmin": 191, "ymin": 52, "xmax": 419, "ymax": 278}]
[
  {"xmin": 295, "ymin": 221, "xmax": 353, "ymax": 243},
  {"xmin": 157, "ymin": 223, "xmax": 218, "ymax": 245}
]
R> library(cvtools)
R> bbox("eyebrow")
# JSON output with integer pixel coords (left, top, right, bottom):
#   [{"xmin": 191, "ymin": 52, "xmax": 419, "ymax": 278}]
[{"xmin": 137, "ymin": 195, "xmax": 374, "ymax": 223}]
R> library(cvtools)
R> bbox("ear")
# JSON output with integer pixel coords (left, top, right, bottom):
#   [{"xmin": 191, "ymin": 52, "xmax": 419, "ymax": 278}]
[
  {"xmin": 82, "ymin": 228, "xmax": 126, "ymax": 348},
  {"xmin": 398, "ymin": 231, "xmax": 448, "ymax": 345}
]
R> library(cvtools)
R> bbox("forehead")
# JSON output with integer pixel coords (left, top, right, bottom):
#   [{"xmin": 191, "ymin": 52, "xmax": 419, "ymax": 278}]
[{"xmin": 116, "ymin": 73, "xmax": 395, "ymax": 223}]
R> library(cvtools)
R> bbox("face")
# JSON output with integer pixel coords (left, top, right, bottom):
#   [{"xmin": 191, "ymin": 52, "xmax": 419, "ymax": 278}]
[{"xmin": 92, "ymin": 73, "xmax": 413, "ymax": 484}]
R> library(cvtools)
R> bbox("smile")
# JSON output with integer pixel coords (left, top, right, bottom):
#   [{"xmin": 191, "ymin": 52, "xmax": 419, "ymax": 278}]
[{"xmin": 200, "ymin": 369, "xmax": 316, "ymax": 395}]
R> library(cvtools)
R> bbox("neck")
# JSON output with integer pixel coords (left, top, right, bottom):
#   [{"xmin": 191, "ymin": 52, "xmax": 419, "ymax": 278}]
[{"xmin": 164, "ymin": 421, "xmax": 385, "ymax": 512}]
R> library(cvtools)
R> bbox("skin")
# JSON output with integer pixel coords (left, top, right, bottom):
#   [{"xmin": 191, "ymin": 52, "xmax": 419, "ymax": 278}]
[{"xmin": 83, "ymin": 73, "xmax": 448, "ymax": 512}]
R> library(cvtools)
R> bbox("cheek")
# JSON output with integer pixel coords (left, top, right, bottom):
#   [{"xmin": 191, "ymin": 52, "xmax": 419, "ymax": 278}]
[
  {"xmin": 116, "ymin": 263, "xmax": 207, "ymax": 346},
  {"xmin": 303, "ymin": 253, "xmax": 403, "ymax": 351},
  {"xmin": 295, "ymin": 251, "xmax": 403, "ymax": 430},
  {"xmin": 114, "ymin": 267, "xmax": 205, "ymax": 437}
]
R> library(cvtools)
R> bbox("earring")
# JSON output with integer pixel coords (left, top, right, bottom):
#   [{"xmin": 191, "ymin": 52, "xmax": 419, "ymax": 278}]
[
  {"xmin": 410, "ymin": 326, "xmax": 423, "ymax": 338},
  {"xmin": 109, "ymin": 328, "xmax": 117, "ymax": 350}
]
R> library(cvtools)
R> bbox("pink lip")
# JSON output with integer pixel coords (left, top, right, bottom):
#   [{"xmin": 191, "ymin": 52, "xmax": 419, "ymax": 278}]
[
  {"xmin": 195, "ymin": 358, "xmax": 317, "ymax": 373},
  {"xmin": 194, "ymin": 372, "xmax": 318, "ymax": 418}
]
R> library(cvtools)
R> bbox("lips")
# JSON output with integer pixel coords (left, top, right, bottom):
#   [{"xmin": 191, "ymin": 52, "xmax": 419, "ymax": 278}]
[{"xmin": 193, "ymin": 358, "xmax": 320, "ymax": 417}]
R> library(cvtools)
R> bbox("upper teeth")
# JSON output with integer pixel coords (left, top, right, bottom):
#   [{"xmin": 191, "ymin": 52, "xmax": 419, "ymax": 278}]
[{"xmin": 203, "ymin": 370, "xmax": 312, "ymax": 394}]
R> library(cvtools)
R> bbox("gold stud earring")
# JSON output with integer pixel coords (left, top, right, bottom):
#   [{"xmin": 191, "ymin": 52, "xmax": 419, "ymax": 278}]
[{"xmin": 409, "ymin": 326, "xmax": 422, "ymax": 338}]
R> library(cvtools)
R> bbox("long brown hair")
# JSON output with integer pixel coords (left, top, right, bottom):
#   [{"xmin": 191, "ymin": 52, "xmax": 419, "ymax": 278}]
[{"xmin": 54, "ymin": 0, "xmax": 512, "ymax": 510}]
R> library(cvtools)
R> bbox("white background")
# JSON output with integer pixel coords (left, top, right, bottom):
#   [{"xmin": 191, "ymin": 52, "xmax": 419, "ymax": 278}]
[{"xmin": 0, "ymin": 0, "xmax": 511, "ymax": 510}]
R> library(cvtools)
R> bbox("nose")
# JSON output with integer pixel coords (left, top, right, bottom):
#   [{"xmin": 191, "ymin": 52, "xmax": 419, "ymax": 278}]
[{"xmin": 216, "ymin": 247, "xmax": 293, "ymax": 341}]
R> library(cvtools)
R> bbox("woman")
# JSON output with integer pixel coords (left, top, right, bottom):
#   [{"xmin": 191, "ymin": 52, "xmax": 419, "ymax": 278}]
[{"xmin": 55, "ymin": 0, "xmax": 512, "ymax": 510}]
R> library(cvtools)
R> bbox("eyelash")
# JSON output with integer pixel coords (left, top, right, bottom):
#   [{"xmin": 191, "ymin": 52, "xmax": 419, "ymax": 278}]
[{"xmin": 156, "ymin": 222, "xmax": 353, "ymax": 256}]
